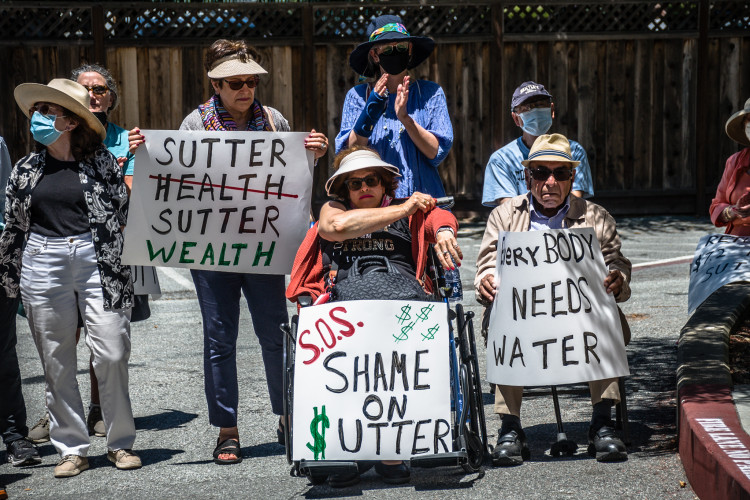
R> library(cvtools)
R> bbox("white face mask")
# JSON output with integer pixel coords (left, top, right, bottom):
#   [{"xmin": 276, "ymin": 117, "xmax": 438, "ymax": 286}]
[{"xmin": 745, "ymin": 120, "xmax": 750, "ymax": 142}]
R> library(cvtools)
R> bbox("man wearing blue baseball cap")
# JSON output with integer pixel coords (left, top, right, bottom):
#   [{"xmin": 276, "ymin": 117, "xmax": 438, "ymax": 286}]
[{"xmin": 482, "ymin": 81, "xmax": 594, "ymax": 206}]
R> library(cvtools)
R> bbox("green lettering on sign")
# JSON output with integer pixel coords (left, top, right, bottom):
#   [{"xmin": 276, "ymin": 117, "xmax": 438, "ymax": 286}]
[
  {"xmin": 147, "ymin": 240, "xmax": 176, "ymax": 263},
  {"xmin": 179, "ymin": 241, "xmax": 197, "ymax": 263}
]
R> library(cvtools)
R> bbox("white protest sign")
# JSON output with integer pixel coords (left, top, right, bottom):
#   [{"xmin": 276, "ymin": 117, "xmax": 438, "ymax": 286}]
[
  {"xmin": 130, "ymin": 265, "xmax": 161, "ymax": 298},
  {"xmin": 486, "ymin": 228, "xmax": 629, "ymax": 387},
  {"xmin": 688, "ymin": 233, "xmax": 750, "ymax": 314},
  {"xmin": 292, "ymin": 300, "xmax": 451, "ymax": 461},
  {"xmin": 122, "ymin": 130, "xmax": 314, "ymax": 274}
]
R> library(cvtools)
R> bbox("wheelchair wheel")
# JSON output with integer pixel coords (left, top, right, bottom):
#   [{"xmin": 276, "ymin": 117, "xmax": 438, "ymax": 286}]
[
  {"xmin": 282, "ymin": 315, "xmax": 298, "ymax": 465},
  {"xmin": 455, "ymin": 304, "xmax": 488, "ymax": 470}
]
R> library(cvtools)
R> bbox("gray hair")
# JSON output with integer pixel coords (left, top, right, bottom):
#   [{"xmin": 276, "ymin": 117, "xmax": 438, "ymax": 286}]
[{"xmin": 70, "ymin": 63, "xmax": 119, "ymax": 113}]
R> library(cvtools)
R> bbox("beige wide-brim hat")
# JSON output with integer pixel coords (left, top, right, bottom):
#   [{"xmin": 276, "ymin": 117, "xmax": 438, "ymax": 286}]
[
  {"xmin": 521, "ymin": 133, "xmax": 581, "ymax": 168},
  {"xmin": 325, "ymin": 149, "xmax": 401, "ymax": 197},
  {"xmin": 207, "ymin": 54, "xmax": 268, "ymax": 79},
  {"xmin": 14, "ymin": 78, "xmax": 106, "ymax": 141},
  {"xmin": 726, "ymin": 97, "xmax": 750, "ymax": 147}
]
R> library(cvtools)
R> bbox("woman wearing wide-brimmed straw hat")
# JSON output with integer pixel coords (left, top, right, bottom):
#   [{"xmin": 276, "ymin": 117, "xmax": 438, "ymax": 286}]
[
  {"xmin": 335, "ymin": 15, "xmax": 453, "ymax": 198},
  {"xmin": 129, "ymin": 39, "xmax": 329, "ymax": 465},
  {"xmin": 710, "ymin": 97, "xmax": 750, "ymax": 235},
  {"xmin": 2, "ymin": 78, "xmax": 139, "ymax": 477}
]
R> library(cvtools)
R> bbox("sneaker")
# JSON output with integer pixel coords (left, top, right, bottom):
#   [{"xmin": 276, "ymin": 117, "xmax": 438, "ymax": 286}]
[
  {"xmin": 86, "ymin": 405, "xmax": 106, "ymax": 437},
  {"xmin": 27, "ymin": 412, "xmax": 50, "ymax": 444},
  {"xmin": 108, "ymin": 449, "xmax": 142, "ymax": 470},
  {"xmin": 6, "ymin": 438, "xmax": 41, "ymax": 467},
  {"xmin": 54, "ymin": 455, "xmax": 89, "ymax": 478}
]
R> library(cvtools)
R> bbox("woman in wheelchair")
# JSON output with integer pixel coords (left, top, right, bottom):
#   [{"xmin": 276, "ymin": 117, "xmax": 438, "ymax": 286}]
[{"xmin": 286, "ymin": 146, "xmax": 461, "ymax": 486}]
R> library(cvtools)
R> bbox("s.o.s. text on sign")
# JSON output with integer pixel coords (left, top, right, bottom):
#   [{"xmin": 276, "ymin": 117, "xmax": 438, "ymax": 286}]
[
  {"xmin": 292, "ymin": 300, "xmax": 451, "ymax": 461},
  {"xmin": 122, "ymin": 130, "xmax": 314, "ymax": 274},
  {"xmin": 486, "ymin": 228, "xmax": 629, "ymax": 387}
]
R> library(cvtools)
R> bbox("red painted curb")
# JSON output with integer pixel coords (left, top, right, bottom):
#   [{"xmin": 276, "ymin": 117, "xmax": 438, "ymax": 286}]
[{"xmin": 679, "ymin": 384, "xmax": 750, "ymax": 500}]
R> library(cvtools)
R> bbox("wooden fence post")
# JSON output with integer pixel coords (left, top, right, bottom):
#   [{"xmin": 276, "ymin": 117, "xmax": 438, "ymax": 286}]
[
  {"xmin": 91, "ymin": 5, "xmax": 105, "ymax": 66},
  {"xmin": 490, "ymin": 1, "xmax": 504, "ymax": 152},
  {"xmin": 301, "ymin": 3, "xmax": 315, "ymax": 132},
  {"xmin": 695, "ymin": 0, "xmax": 709, "ymax": 215}
]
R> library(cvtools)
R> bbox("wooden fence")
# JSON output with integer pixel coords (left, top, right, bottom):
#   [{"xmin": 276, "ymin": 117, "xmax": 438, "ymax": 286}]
[{"xmin": 0, "ymin": 1, "xmax": 748, "ymax": 216}]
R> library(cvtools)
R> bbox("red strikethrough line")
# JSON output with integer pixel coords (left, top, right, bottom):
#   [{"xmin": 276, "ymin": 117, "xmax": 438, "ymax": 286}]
[{"xmin": 147, "ymin": 174, "xmax": 298, "ymax": 199}]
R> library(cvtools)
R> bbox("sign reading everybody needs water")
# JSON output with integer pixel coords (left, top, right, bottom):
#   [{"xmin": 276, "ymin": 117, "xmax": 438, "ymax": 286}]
[
  {"xmin": 292, "ymin": 300, "xmax": 451, "ymax": 461},
  {"xmin": 688, "ymin": 233, "xmax": 750, "ymax": 314},
  {"xmin": 485, "ymin": 228, "xmax": 630, "ymax": 387},
  {"xmin": 122, "ymin": 130, "xmax": 314, "ymax": 274}
]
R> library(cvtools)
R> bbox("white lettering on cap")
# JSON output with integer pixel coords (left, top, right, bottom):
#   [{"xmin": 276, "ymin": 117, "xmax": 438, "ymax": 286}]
[{"xmin": 520, "ymin": 84, "xmax": 541, "ymax": 95}]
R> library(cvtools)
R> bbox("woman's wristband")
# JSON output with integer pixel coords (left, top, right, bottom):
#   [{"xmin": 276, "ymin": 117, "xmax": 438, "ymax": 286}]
[{"xmin": 436, "ymin": 226, "xmax": 454, "ymax": 238}]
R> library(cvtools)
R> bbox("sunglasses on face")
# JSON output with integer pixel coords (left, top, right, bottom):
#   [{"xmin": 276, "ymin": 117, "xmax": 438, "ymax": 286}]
[
  {"xmin": 30, "ymin": 102, "xmax": 66, "ymax": 118},
  {"xmin": 82, "ymin": 85, "xmax": 109, "ymax": 96},
  {"xmin": 344, "ymin": 174, "xmax": 381, "ymax": 191},
  {"xmin": 529, "ymin": 166, "xmax": 573, "ymax": 181},
  {"xmin": 378, "ymin": 42, "xmax": 410, "ymax": 56},
  {"xmin": 514, "ymin": 99, "xmax": 551, "ymax": 114},
  {"xmin": 223, "ymin": 76, "xmax": 260, "ymax": 90}
]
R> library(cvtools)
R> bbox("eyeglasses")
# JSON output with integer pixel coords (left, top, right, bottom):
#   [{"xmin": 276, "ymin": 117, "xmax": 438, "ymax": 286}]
[
  {"xmin": 528, "ymin": 166, "xmax": 573, "ymax": 181},
  {"xmin": 82, "ymin": 85, "xmax": 109, "ymax": 96},
  {"xmin": 378, "ymin": 42, "xmax": 409, "ymax": 56},
  {"xmin": 30, "ymin": 102, "xmax": 66, "ymax": 118},
  {"xmin": 223, "ymin": 76, "xmax": 260, "ymax": 90},
  {"xmin": 514, "ymin": 99, "xmax": 551, "ymax": 114},
  {"xmin": 344, "ymin": 174, "xmax": 381, "ymax": 191}
]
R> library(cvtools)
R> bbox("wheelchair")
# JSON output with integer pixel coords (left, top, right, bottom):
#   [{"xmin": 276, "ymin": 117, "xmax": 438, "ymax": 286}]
[{"xmin": 280, "ymin": 232, "xmax": 488, "ymax": 483}]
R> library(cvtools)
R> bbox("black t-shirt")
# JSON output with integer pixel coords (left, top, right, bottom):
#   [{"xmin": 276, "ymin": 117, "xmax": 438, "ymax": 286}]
[
  {"xmin": 29, "ymin": 154, "xmax": 90, "ymax": 237},
  {"xmin": 321, "ymin": 214, "xmax": 415, "ymax": 282}
]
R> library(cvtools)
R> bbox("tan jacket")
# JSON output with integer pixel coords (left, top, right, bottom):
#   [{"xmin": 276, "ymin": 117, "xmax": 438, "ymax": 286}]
[{"xmin": 475, "ymin": 194, "xmax": 632, "ymax": 307}]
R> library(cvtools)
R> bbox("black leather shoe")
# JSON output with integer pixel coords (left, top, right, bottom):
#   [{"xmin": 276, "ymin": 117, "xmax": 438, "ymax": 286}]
[
  {"xmin": 328, "ymin": 470, "xmax": 360, "ymax": 488},
  {"xmin": 588, "ymin": 425, "xmax": 627, "ymax": 462},
  {"xmin": 374, "ymin": 462, "xmax": 411, "ymax": 484},
  {"xmin": 491, "ymin": 429, "xmax": 530, "ymax": 466}
]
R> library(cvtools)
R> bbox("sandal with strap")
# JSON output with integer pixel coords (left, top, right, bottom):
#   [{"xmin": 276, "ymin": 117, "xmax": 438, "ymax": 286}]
[{"xmin": 213, "ymin": 438, "xmax": 242, "ymax": 465}]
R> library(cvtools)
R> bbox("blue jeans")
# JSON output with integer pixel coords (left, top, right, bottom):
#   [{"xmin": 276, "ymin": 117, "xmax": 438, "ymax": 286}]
[{"xmin": 191, "ymin": 270, "xmax": 288, "ymax": 428}]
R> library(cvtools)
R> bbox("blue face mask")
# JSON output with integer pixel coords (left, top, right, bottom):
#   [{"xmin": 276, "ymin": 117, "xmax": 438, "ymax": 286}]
[
  {"xmin": 519, "ymin": 107, "xmax": 553, "ymax": 137},
  {"xmin": 30, "ymin": 111, "xmax": 65, "ymax": 146}
]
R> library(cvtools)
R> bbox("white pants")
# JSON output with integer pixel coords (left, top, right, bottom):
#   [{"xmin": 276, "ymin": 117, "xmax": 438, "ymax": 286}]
[{"xmin": 21, "ymin": 232, "xmax": 134, "ymax": 457}]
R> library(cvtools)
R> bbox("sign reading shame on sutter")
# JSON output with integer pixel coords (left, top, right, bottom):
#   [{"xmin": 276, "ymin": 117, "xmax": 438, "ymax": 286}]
[
  {"xmin": 688, "ymin": 233, "xmax": 750, "ymax": 314},
  {"xmin": 486, "ymin": 228, "xmax": 629, "ymax": 387},
  {"xmin": 292, "ymin": 300, "xmax": 451, "ymax": 461},
  {"xmin": 122, "ymin": 130, "xmax": 314, "ymax": 274}
]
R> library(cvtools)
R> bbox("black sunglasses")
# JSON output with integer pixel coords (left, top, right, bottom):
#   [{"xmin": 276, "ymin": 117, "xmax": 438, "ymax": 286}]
[
  {"xmin": 529, "ymin": 166, "xmax": 573, "ymax": 181},
  {"xmin": 30, "ymin": 102, "xmax": 66, "ymax": 118},
  {"xmin": 223, "ymin": 77, "xmax": 260, "ymax": 90},
  {"xmin": 82, "ymin": 85, "xmax": 109, "ymax": 96},
  {"xmin": 344, "ymin": 174, "xmax": 381, "ymax": 191}
]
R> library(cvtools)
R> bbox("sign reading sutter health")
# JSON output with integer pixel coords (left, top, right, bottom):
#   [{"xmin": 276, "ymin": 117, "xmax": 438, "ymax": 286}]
[
  {"xmin": 292, "ymin": 300, "xmax": 451, "ymax": 461},
  {"xmin": 486, "ymin": 228, "xmax": 629, "ymax": 387},
  {"xmin": 688, "ymin": 233, "xmax": 750, "ymax": 314},
  {"xmin": 121, "ymin": 130, "xmax": 314, "ymax": 274}
]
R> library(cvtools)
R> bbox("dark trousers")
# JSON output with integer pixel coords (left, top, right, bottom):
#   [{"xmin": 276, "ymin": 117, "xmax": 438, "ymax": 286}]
[
  {"xmin": 191, "ymin": 270, "xmax": 288, "ymax": 428},
  {"xmin": 0, "ymin": 294, "xmax": 27, "ymax": 446}
]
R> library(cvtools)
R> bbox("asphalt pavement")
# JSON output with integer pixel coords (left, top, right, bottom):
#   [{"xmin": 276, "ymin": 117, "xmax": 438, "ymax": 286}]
[{"xmin": 1, "ymin": 215, "xmax": 716, "ymax": 499}]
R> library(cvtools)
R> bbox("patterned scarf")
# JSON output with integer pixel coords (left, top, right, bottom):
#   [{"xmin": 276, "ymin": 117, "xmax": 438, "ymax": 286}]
[{"xmin": 198, "ymin": 94, "xmax": 271, "ymax": 131}]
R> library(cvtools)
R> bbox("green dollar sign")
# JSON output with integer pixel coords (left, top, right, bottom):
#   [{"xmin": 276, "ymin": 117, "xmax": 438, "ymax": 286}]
[
  {"xmin": 416, "ymin": 304, "xmax": 434, "ymax": 322},
  {"xmin": 306, "ymin": 405, "xmax": 329, "ymax": 460},
  {"xmin": 394, "ymin": 321, "xmax": 415, "ymax": 342},
  {"xmin": 421, "ymin": 324, "xmax": 439, "ymax": 341},
  {"xmin": 395, "ymin": 304, "xmax": 412, "ymax": 325}
]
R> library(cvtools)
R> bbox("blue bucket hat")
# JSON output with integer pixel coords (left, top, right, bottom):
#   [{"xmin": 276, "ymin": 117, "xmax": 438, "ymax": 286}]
[{"xmin": 349, "ymin": 15, "xmax": 435, "ymax": 78}]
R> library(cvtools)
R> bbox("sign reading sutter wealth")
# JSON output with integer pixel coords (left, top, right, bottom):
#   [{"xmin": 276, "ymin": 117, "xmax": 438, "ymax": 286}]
[
  {"xmin": 292, "ymin": 300, "xmax": 451, "ymax": 461},
  {"xmin": 122, "ymin": 130, "xmax": 314, "ymax": 274},
  {"xmin": 485, "ymin": 228, "xmax": 630, "ymax": 387},
  {"xmin": 688, "ymin": 233, "xmax": 750, "ymax": 314}
]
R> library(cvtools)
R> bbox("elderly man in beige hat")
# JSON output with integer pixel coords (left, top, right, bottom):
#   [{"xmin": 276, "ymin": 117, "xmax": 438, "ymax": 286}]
[{"xmin": 475, "ymin": 133, "xmax": 631, "ymax": 466}]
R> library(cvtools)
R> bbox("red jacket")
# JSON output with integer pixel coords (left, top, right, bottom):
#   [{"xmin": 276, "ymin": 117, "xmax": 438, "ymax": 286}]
[
  {"xmin": 286, "ymin": 207, "xmax": 458, "ymax": 304},
  {"xmin": 710, "ymin": 148, "xmax": 750, "ymax": 234}
]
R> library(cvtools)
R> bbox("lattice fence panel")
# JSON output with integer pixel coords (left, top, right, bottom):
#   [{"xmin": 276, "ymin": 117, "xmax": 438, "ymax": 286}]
[
  {"xmin": 102, "ymin": 5, "xmax": 303, "ymax": 40},
  {"xmin": 504, "ymin": 2, "xmax": 699, "ymax": 34},
  {"xmin": 0, "ymin": 7, "xmax": 92, "ymax": 41},
  {"xmin": 709, "ymin": 0, "xmax": 750, "ymax": 31},
  {"xmin": 313, "ymin": 4, "xmax": 492, "ymax": 40}
]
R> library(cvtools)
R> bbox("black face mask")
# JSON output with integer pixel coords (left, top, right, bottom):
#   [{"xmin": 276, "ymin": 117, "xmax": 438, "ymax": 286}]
[
  {"xmin": 93, "ymin": 111, "xmax": 108, "ymax": 126},
  {"xmin": 378, "ymin": 52, "xmax": 410, "ymax": 75}
]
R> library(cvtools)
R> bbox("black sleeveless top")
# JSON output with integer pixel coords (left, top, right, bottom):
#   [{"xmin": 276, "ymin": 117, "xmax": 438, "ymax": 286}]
[{"xmin": 320, "ymin": 214, "xmax": 415, "ymax": 283}]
